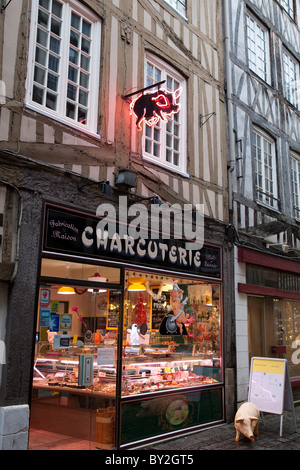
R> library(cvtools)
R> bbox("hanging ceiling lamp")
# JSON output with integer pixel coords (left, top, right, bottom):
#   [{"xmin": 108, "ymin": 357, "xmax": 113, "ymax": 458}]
[
  {"xmin": 57, "ymin": 285, "xmax": 76, "ymax": 295},
  {"xmin": 87, "ymin": 272, "xmax": 107, "ymax": 293},
  {"xmin": 57, "ymin": 263, "xmax": 76, "ymax": 295},
  {"xmin": 88, "ymin": 272, "xmax": 107, "ymax": 283},
  {"xmin": 128, "ymin": 277, "xmax": 146, "ymax": 291}
]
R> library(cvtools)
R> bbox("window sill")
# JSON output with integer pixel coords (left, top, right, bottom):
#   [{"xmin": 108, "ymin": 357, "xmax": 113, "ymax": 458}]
[
  {"xmin": 255, "ymin": 199, "xmax": 281, "ymax": 215},
  {"xmin": 25, "ymin": 102, "xmax": 101, "ymax": 143},
  {"xmin": 142, "ymin": 154, "xmax": 190, "ymax": 178}
]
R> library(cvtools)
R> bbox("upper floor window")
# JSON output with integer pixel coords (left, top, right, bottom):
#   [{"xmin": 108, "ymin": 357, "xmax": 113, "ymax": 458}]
[
  {"xmin": 253, "ymin": 127, "xmax": 278, "ymax": 210},
  {"xmin": 163, "ymin": 0, "xmax": 186, "ymax": 17},
  {"xmin": 141, "ymin": 53, "xmax": 187, "ymax": 174},
  {"xmin": 246, "ymin": 13, "xmax": 271, "ymax": 83},
  {"xmin": 291, "ymin": 152, "xmax": 300, "ymax": 219},
  {"xmin": 283, "ymin": 49, "xmax": 300, "ymax": 110},
  {"xmin": 26, "ymin": 0, "xmax": 101, "ymax": 135},
  {"xmin": 278, "ymin": 0, "xmax": 295, "ymax": 18}
]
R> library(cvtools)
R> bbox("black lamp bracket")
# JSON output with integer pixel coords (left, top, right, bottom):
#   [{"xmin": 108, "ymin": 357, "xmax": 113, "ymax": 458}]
[
  {"xmin": 77, "ymin": 180, "xmax": 112, "ymax": 195},
  {"xmin": 121, "ymin": 80, "xmax": 166, "ymax": 100},
  {"xmin": 1, "ymin": 0, "xmax": 13, "ymax": 13}
]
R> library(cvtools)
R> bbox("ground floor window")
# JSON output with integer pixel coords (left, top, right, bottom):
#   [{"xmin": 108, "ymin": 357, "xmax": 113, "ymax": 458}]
[
  {"xmin": 122, "ymin": 269, "xmax": 222, "ymax": 395},
  {"xmin": 30, "ymin": 258, "xmax": 223, "ymax": 449},
  {"xmin": 248, "ymin": 296, "xmax": 300, "ymax": 379}
]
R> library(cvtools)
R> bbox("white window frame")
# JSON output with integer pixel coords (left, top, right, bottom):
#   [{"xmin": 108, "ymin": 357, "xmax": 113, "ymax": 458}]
[
  {"xmin": 283, "ymin": 49, "xmax": 300, "ymax": 110},
  {"xmin": 26, "ymin": 0, "xmax": 101, "ymax": 137},
  {"xmin": 253, "ymin": 127, "xmax": 279, "ymax": 210},
  {"xmin": 291, "ymin": 152, "xmax": 300, "ymax": 220},
  {"xmin": 163, "ymin": 0, "xmax": 187, "ymax": 18},
  {"xmin": 141, "ymin": 52, "xmax": 187, "ymax": 176},
  {"xmin": 246, "ymin": 13, "xmax": 271, "ymax": 84},
  {"xmin": 279, "ymin": 0, "xmax": 295, "ymax": 19}
]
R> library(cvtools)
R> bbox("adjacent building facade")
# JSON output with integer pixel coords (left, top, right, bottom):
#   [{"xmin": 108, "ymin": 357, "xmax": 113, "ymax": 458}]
[
  {"xmin": 0, "ymin": 0, "xmax": 231, "ymax": 449},
  {"xmin": 224, "ymin": 0, "xmax": 300, "ymax": 405}
]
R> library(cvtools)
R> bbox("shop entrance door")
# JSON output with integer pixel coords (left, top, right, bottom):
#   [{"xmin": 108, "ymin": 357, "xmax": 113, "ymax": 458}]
[{"xmin": 248, "ymin": 296, "xmax": 275, "ymax": 359}]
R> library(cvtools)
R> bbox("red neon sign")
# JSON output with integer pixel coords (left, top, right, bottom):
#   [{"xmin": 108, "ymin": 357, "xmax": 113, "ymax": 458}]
[{"xmin": 130, "ymin": 87, "xmax": 182, "ymax": 131}]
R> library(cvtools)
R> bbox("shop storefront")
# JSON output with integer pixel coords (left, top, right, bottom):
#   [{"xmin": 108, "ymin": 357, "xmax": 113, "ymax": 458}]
[
  {"xmin": 238, "ymin": 247, "xmax": 300, "ymax": 398},
  {"xmin": 29, "ymin": 202, "xmax": 224, "ymax": 449}
]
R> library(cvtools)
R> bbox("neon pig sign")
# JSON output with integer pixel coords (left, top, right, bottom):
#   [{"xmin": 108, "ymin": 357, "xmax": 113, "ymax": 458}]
[{"xmin": 130, "ymin": 87, "xmax": 182, "ymax": 131}]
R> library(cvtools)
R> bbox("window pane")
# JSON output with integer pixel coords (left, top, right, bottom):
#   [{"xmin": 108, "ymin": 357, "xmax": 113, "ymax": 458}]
[
  {"xmin": 46, "ymin": 91, "xmax": 57, "ymax": 110},
  {"xmin": 33, "ymin": 85, "xmax": 44, "ymax": 104},
  {"xmin": 82, "ymin": 20, "xmax": 91, "ymax": 38},
  {"xmin": 39, "ymin": 0, "xmax": 49, "ymax": 10},
  {"xmin": 79, "ymin": 89, "xmax": 88, "ymax": 107},
  {"xmin": 37, "ymin": 28, "xmax": 48, "ymax": 47},
  {"xmin": 52, "ymin": 0, "xmax": 62, "ymax": 18},
  {"xmin": 50, "ymin": 36, "xmax": 60, "ymax": 54},
  {"xmin": 70, "ymin": 30, "xmax": 80, "ymax": 48},
  {"xmin": 51, "ymin": 17, "xmax": 61, "ymax": 36},
  {"xmin": 69, "ymin": 48, "xmax": 79, "ymax": 65},
  {"xmin": 71, "ymin": 12, "xmax": 80, "ymax": 30},
  {"xmin": 67, "ymin": 83, "xmax": 77, "ymax": 101},
  {"xmin": 36, "ymin": 47, "xmax": 47, "ymax": 66},
  {"xmin": 34, "ymin": 66, "xmax": 46, "ymax": 85},
  {"xmin": 68, "ymin": 65, "xmax": 78, "ymax": 83},
  {"xmin": 153, "ymin": 142, "xmax": 160, "ymax": 157},
  {"xmin": 78, "ymin": 107, "xmax": 87, "ymax": 124},
  {"xmin": 48, "ymin": 54, "xmax": 59, "ymax": 72},
  {"xmin": 66, "ymin": 101, "xmax": 75, "ymax": 119},
  {"xmin": 80, "ymin": 55, "xmax": 90, "ymax": 72},
  {"xmin": 81, "ymin": 37, "xmax": 90, "ymax": 54},
  {"xmin": 80, "ymin": 71, "xmax": 89, "ymax": 88},
  {"xmin": 47, "ymin": 72, "xmax": 58, "ymax": 91},
  {"xmin": 38, "ymin": 9, "xmax": 49, "ymax": 28}
]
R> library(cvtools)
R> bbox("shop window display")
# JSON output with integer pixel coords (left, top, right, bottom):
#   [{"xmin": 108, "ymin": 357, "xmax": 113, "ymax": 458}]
[
  {"xmin": 122, "ymin": 270, "xmax": 222, "ymax": 395},
  {"xmin": 30, "ymin": 259, "xmax": 222, "ymax": 449}
]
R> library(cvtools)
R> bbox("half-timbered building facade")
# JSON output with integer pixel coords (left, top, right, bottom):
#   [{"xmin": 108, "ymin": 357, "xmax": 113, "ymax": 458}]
[
  {"xmin": 0, "ymin": 0, "xmax": 231, "ymax": 449},
  {"xmin": 225, "ymin": 0, "xmax": 300, "ymax": 405}
]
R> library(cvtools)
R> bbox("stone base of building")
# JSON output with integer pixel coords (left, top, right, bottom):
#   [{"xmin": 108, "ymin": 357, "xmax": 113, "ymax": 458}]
[{"xmin": 0, "ymin": 405, "xmax": 29, "ymax": 450}]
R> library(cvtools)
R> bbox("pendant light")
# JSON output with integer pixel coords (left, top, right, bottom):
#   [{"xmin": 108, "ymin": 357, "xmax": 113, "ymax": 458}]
[
  {"xmin": 57, "ymin": 263, "xmax": 76, "ymax": 295},
  {"xmin": 128, "ymin": 277, "xmax": 146, "ymax": 291},
  {"xmin": 57, "ymin": 285, "xmax": 76, "ymax": 295},
  {"xmin": 87, "ymin": 272, "xmax": 107, "ymax": 293}
]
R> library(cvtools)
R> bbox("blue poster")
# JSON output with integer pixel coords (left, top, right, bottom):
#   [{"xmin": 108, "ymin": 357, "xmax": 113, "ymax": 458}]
[
  {"xmin": 50, "ymin": 313, "xmax": 60, "ymax": 332},
  {"xmin": 40, "ymin": 309, "xmax": 50, "ymax": 327}
]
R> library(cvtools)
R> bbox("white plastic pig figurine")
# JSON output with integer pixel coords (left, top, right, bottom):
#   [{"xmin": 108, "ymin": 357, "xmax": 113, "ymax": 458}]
[{"xmin": 234, "ymin": 402, "xmax": 260, "ymax": 443}]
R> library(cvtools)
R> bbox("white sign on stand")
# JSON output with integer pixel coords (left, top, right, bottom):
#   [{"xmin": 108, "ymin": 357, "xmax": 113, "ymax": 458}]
[{"xmin": 248, "ymin": 357, "xmax": 297, "ymax": 436}]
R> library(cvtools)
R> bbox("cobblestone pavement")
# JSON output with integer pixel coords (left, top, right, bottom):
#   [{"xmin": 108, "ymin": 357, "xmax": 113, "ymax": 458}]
[{"xmin": 139, "ymin": 406, "xmax": 300, "ymax": 451}]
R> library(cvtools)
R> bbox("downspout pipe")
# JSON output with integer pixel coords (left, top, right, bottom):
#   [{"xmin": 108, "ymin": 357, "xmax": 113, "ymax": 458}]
[{"xmin": 223, "ymin": 0, "xmax": 235, "ymax": 222}]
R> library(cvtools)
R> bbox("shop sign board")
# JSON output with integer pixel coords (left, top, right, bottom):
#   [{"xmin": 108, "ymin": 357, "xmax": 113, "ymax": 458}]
[
  {"xmin": 248, "ymin": 357, "xmax": 297, "ymax": 436},
  {"xmin": 42, "ymin": 203, "xmax": 221, "ymax": 278}
]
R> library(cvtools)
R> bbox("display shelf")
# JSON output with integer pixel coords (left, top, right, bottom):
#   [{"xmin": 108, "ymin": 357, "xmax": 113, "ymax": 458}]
[{"xmin": 121, "ymin": 333, "xmax": 221, "ymax": 396}]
